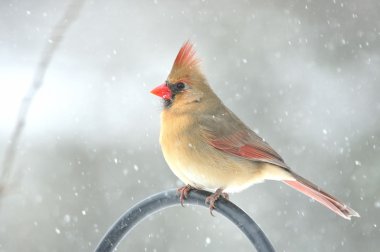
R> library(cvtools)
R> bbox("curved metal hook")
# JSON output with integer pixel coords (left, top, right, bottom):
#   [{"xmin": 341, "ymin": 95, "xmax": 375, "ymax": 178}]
[{"xmin": 95, "ymin": 189, "xmax": 275, "ymax": 252}]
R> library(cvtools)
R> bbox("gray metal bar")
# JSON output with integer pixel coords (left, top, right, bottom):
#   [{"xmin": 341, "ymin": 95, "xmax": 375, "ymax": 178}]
[{"xmin": 95, "ymin": 189, "xmax": 275, "ymax": 252}]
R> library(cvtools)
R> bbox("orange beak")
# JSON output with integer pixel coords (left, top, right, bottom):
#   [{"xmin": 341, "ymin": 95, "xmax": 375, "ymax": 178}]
[{"xmin": 150, "ymin": 83, "xmax": 172, "ymax": 100}]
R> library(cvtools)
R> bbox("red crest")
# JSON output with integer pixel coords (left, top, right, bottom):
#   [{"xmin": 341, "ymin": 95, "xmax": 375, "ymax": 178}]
[{"xmin": 172, "ymin": 41, "xmax": 199, "ymax": 70}]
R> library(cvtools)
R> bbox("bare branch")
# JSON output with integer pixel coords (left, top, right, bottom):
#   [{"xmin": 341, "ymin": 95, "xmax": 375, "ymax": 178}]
[{"xmin": 0, "ymin": 0, "xmax": 86, "ymax": 196}]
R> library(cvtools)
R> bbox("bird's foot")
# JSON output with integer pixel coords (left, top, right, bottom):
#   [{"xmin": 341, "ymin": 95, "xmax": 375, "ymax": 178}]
[
  {"xmin": 205, "ymin": 188, "xmax": 229, "ymax": 216},
  {"xmin": 177, "ymin": 185, "xmax": 193, "ymax": 207}
]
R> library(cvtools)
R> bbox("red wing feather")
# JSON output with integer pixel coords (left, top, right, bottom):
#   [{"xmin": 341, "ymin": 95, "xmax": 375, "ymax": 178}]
[{"xmin": 205, "ymin": 130, "xmax": 288, "ymax": 168}]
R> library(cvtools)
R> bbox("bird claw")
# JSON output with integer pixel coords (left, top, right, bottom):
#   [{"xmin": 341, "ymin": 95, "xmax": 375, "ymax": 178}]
[
  {"xmin": 205, "ymin": 189, "xmax": 229, "ymax": 216},
  {"xmin": 177, "ymin": 185, "xmax": 193, "ymax": 207}
]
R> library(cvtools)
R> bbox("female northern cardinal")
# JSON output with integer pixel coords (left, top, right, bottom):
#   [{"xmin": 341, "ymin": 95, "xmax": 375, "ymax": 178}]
[{"xmin": 150, "ymin": 41, "xmax": 359, "ymax": 220}]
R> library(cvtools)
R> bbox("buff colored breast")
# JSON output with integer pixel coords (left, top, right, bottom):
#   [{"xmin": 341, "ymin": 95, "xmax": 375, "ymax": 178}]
[{"xmin": 159, "ymin": 109, "xmax": 286, "ymax": 193}]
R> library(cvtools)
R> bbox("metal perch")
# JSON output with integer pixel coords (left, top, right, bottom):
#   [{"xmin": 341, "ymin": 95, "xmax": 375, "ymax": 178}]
[{"xmin": 95, "ymin": 189, "xmax": 275, "ymax": 252}]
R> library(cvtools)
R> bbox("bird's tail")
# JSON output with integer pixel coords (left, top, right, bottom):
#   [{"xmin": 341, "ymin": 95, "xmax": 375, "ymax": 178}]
[{"xmin": 283, "ymin": 172, "xmax": 360, "ymax": 220}]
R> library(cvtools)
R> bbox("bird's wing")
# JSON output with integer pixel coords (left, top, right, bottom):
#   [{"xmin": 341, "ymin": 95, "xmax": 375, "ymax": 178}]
[{"xmin": 199, "ymin": 107, "xmax": 289, "ymax": 169}]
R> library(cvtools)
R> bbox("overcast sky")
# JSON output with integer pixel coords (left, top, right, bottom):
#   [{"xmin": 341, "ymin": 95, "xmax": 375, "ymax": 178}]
[{"xmin": 0, "ymin": 0, "xmax": 379, "ymax": 251}]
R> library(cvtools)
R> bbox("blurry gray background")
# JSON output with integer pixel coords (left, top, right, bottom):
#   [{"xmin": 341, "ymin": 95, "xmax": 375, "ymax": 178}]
[{"xmin": 0, "ymin": 0, "xmax": 379, "ymax": 251}]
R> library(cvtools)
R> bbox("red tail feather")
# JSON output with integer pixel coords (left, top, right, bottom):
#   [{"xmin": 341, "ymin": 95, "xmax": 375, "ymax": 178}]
[{"xmin": 283, "ymin": 174, "xmax": 359, "ymax": 220}]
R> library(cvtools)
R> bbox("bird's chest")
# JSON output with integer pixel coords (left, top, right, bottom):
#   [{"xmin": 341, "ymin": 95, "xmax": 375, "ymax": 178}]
[
  {"xmin": 159, "ymin": 111, "xmax": 211, "ymax": 186},
  {"xmin": 160, "ymin": 113, "xmax": 201, "ymax": 167}
]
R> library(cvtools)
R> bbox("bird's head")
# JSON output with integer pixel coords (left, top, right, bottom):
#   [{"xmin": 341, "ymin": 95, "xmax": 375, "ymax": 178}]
[{"xmin": 151, "ymin": 42, "xmax": 215, "ymax": 110}]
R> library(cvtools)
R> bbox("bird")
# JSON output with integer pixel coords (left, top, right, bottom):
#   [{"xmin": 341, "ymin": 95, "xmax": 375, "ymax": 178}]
[{"xmin": 150, "ymin": 41, "xmax": 360, "ymax": 220}]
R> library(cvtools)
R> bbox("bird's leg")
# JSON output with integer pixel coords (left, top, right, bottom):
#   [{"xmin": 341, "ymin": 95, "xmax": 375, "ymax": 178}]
[
  {"xmin": 205, "ymin": 188, "xmax": 229, "ymax": 216},
  {"xmin": 177, "ymin": 185, "xmax": 193, "ymax": 207}
]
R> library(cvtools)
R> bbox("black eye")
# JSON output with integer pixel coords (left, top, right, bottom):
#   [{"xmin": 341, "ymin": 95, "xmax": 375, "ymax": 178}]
[{"xmin": 176, "ymin": 82, "xmax": 185, "ymax": 90}]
